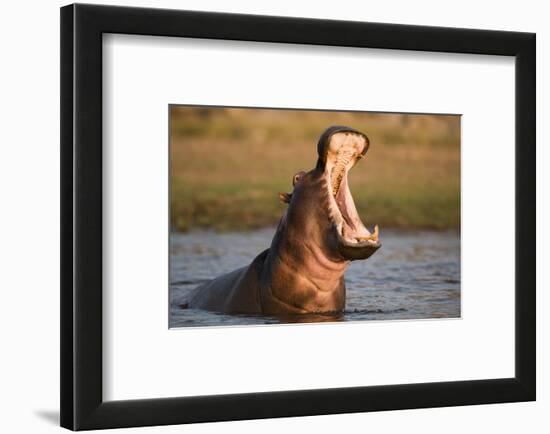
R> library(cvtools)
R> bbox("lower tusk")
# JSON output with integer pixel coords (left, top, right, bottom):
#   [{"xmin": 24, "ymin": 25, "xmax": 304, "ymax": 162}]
[
  {"xmin": 355, "ymin": 225, "xmax": 380, "ymax": 242},
  {"xmin": 355, "ymin": 225, "xmax": 380, "ymax": 243}
]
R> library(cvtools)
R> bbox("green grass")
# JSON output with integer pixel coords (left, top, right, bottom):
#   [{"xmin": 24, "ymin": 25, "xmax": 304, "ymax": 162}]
[
  {"xmin": 170, "ymin": 107, "xmax": 460, "ymax": 232},
  {"xmin": 170, "ymin": 180, "xmax": 460, "ymax": 232}
]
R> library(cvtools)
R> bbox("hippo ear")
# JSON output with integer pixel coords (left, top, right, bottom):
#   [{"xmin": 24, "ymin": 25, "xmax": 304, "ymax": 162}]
[{"xmin": 278, "ymin": 192, "xmax": 292, "ymax": 204}]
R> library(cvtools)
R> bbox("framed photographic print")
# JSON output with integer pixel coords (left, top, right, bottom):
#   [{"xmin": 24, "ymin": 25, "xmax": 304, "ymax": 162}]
[{"xmin": 60, "ymin": 3, "xmax": 536, "ymax": 430}]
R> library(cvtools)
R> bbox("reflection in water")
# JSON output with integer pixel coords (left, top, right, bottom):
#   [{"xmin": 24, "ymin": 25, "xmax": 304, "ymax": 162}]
[{"xmin": 169, "ymin": 228, "xmax": 460, "ymax": 327}]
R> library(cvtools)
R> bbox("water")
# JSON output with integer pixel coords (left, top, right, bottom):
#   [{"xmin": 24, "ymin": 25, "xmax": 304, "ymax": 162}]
[{"xmin": 170, "ymin": 228, "xmax": 460, "ymax": 327}]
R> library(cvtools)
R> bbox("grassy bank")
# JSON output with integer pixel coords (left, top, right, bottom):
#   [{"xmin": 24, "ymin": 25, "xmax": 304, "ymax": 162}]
[{"xmin": 170, "ymin": 107, "xmax": 460, "ymax": 232}]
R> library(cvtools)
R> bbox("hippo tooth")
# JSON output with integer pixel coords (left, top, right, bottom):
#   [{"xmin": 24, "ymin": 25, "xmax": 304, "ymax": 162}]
[{"xmin": 354, "ymin": 225, "xmax": 379, "ymax": 243}]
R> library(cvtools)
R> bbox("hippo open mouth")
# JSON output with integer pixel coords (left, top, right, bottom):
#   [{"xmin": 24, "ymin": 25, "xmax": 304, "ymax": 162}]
[{"xmin": 319, "ymin": 126, "xmax": 381, "ymax": 260}]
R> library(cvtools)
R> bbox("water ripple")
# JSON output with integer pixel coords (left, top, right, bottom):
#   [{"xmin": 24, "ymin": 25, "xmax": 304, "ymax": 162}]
[{"xmin": 170, "ymin": 228, "xmax": 460, "ymax": 327}]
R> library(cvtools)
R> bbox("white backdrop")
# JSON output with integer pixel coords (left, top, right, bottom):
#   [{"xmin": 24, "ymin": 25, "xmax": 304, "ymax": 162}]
[
  {"xmin": 104, "ymin": 35, "xmax": 514, "ymax": 400},
  {"xmin": 0, "ymin": 0, "xmax": 547, "ymax": 433}
]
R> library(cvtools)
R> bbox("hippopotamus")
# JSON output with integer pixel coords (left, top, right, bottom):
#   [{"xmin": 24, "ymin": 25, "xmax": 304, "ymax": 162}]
[{"xmin": 186, "ymin": 125, "xmax": 381, "ymax": 315}]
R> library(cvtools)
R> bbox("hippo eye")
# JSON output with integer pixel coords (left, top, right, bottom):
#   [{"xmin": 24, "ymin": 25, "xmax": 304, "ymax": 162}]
[{"xmin": 293, "ymin": 172, "xmax": 304, "ymax": 186}]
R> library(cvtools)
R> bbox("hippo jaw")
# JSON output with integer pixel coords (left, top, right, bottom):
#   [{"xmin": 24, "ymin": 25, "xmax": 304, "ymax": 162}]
[{"xmin": 318, "ymin": 127, "xmax": 381, "ymax": 261}]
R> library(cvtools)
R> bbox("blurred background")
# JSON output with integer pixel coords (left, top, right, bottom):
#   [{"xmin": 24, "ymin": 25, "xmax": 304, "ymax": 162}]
[{"xmin": 170, "ymin": 106, "xmax": 460, "ymax": 232}]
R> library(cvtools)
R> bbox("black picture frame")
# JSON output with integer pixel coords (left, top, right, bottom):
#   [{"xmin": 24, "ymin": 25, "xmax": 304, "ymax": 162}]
[{"xmin": 60, "ymin": 3, "xmax": 536, "ymax": 431}]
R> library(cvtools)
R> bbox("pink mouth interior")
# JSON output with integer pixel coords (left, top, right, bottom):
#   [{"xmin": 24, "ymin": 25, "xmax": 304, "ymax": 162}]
[{"xmin": 327, "ymin": 132, "xmax": 378, "ymax": 244}]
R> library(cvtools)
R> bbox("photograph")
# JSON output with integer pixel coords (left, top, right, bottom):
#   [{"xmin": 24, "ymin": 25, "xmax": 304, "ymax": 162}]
[{"xmin": 169, "ymin": 106, "xmax": 461, "ymax": 327}]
